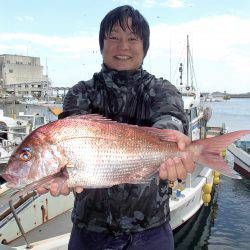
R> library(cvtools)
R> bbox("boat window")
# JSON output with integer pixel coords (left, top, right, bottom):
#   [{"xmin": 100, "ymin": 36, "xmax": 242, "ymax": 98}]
[
  {"xmin": 13, "ymin": 128, "xmax": 27, "ymax": 135},
  {"xmin": 0, "ymin": 123, "xmax": 8, "ymax": 142},
  {"xmin": 18, "ymin": 116, "xmax": 33, "ymax": 124},
  {"xmin": 35, "ymin": 117, "xmax": 45, "ymax": 126}
]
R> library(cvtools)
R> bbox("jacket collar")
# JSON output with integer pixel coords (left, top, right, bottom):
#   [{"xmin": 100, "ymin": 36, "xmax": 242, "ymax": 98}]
[{"xmin": 100, "ymin": 64, "xmax": 144, "ymax": 86}]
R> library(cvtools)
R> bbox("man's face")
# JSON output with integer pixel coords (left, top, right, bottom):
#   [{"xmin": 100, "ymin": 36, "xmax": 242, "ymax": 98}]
[{"xmin": 102, "ymin": 18, "xmax": 144, "ymax": 71}]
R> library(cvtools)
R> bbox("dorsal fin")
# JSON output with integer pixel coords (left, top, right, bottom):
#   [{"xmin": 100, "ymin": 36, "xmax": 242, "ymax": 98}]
[
  {"xmin": 64, "ymin": 114, "xmax": 112, "ymax": 122},
  {"xmin": 63, "ymin": 114, "xmax": 175, "ymax": 142}
]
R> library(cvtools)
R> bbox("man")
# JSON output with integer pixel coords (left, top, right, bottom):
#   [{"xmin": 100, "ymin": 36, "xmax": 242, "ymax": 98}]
[{"xmin": 38, "ymin": 5, "xmax": 195, "ymax": 249}]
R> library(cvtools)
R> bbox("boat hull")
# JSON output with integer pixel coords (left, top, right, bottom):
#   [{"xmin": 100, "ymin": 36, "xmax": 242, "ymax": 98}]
[{"xmin": 228, "ymin": 144, "xmax": 250, "ymax": 179}]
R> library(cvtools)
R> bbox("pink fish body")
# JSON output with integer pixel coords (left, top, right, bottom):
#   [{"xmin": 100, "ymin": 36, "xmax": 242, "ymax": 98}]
[{"xmin": 2, "ymin": 114, "xmax": 250, "ymax": 190}]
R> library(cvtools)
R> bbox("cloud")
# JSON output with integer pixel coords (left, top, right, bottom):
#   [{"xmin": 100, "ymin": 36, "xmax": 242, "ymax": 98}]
[
  {"xmin": 160, "ymin": 0, "xmax": 186, "ymax": 8},
  {"xmin": 145, "ymin": 14, "xmax": 250, "ymax": 92},
  {"xmin": 0, "ymin": 43, "xmax": 28, "ymax": 52},
  {"xmin": 0, "ymin": 33, "xmax": 99, "ymax": 53},
  {"xmin": 1, "ymin": 14, "xmax": 249, "ymax": 92},
  {"xmin": 144, "ymin": 0, "xmax": 157, "ymax": 7},
  {"xmin": 111, "ymin": 0, "xmax": 191, "ymax": 8},
  {"xmin": 16, "ymin": 16, "xmax": 34, "ymax": 22},
  {"xmin": 149, "ymin": 15, "xmax": 250, "ymax": 61}
]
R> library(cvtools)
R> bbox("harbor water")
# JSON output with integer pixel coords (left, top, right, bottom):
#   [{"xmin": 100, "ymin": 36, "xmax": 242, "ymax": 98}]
[
  {"xmin": 0, "ymin": 98, "xmax": 250, "ymax": 249},
  {"xmin": 174, "ymin": 98, "xmax": 250, "ymax": 250}
]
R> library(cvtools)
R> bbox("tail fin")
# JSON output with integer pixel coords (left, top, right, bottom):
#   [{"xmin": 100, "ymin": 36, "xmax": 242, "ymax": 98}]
[{"xmin": 191, "ymin": 130, "xmax": 250, "ymax": 179}]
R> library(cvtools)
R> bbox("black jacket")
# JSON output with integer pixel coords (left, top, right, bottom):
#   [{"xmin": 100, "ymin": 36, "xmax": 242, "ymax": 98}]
[{"xmin": 59, "ymin": 65, "xmax": 188, "ymax": 235}]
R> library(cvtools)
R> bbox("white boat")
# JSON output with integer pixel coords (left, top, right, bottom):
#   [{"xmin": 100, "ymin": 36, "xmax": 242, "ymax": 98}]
[
  {"xmin": 211, "ymin": 96, "xmax": 223, "ymax": 102},
  {"xmin": 170, "ymin": 35, "xmax": 215, "ymax": 230},
  {"xmin": 0, "ymin": 37, "xmax": 221, "ymax": 249},
  {"xmin": 228, "ymin": 140, "xmax": 250, "ymax": 178},
  {"xmin": 0, "ymin": 111, "xmax": 48, "ymax": 172}
]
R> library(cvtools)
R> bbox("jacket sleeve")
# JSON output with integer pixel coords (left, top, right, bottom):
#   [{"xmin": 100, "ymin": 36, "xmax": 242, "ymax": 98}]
[
  {"xmin": 150, "ymin": 79, "xmax": 189, "ymax": 135},
  {"xmin": 58, "ymin": 81, "xmax": 91, "ymax": 119}
]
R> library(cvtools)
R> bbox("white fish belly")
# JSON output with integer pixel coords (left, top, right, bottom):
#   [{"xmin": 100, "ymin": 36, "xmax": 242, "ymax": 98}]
[{"xmin": 61, "ymin": 137, "xmax": 165, "ymax": 187}]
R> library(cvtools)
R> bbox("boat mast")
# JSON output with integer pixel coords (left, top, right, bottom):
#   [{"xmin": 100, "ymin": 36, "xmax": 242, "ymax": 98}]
[{"xmin": 186, "ymin": 35, "xmax": 189, "ymax": 87}]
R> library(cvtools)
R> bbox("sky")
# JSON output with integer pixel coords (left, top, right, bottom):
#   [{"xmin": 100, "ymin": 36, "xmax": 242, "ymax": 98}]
[{"xmin": 1, "ymin": 0, "xmax": 250, "ymax": 94}]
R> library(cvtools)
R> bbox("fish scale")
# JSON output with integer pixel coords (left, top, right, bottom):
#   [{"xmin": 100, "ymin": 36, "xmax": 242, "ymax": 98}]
[
  {"xmin": 62, "ymin": 137, "xmax": 165, "ymax": 187},
  {"xmin": 2, "ymin": 115, "xmax": 249, "ymax": 193}
]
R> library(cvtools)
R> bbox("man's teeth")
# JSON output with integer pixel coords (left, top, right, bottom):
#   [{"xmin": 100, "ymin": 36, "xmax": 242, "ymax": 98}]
[{"xmin": 115, "ymin": 56, "xmax": 131, "ymax": 60}]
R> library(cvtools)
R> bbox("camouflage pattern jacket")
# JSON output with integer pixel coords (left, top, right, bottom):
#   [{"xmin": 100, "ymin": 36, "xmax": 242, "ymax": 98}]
[{"xmin": 59, "ymin": 64, "xmax": 188, "ymax": 235}]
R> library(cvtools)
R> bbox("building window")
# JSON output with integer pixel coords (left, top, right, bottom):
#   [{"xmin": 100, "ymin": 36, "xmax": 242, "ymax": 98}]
[
  {"xmin": 9, "ymin": 69, "xmax": 13, "ymax": 73},
  {"xmin": 6, "ymin": 60, "xmax": 10, "ymax": 64},
  {"xmin": 28, "ymin": 62, "xmax": 31, "ymax": 65}
]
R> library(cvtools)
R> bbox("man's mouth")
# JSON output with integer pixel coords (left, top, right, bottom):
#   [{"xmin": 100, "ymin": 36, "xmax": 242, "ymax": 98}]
[{"xmin": 114, "ymin": 55, "xmax": 132, "ymax": 60}]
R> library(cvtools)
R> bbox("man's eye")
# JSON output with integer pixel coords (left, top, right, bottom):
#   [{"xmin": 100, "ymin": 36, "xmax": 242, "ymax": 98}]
[
  {"xmin": 129, "ymin": 37, "xmax": 138, "ymax": 41},
  {"xmin": 109, "ymin": 36, "xmax": 118, "ymax": 40}
]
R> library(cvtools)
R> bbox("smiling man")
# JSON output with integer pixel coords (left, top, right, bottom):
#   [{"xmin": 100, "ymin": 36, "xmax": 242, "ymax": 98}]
[
  {"xmin": 101, "ymin": 18, "xmax": 144, "ymax": 71},
  {"xmin": 39, "ymin": 5, "xmax": 195, "ymax": 250}
]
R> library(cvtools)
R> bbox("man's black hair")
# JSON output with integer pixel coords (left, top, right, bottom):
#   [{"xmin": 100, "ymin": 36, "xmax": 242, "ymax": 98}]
[{"xmin": 99, "ymin": 5, "xmax": 150, "ymax": 57}]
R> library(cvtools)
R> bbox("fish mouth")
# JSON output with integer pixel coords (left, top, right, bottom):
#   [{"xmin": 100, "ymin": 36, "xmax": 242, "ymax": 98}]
[{"xmin": 3, "ymin": 166, "xmax": 69, "ymax": 191}]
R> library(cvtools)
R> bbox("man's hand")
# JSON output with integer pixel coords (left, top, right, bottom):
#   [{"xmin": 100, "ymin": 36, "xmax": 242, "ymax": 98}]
[
  {"xmin": 159, "ymin": 130, "xmax": 195, "ymax": 181},
  {"xmin": 36, "ymin": 177, "xmax": 84, "ymax": 196}
]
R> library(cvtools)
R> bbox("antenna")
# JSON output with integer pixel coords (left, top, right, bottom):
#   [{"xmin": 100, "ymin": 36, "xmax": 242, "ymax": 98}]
[
  {"xmin": 26, "ymin": 41, "xmax": 31, "ymax": 56},
  {"xmin": 169, "ymin": 39, "xmax": 172, "ymax": 83},
  {"xmin": 186, "ymin": 35, "xmax": 189, "ymax": 87},
  {"xmin": 46, "ymin": 58, "xmax": 48, "ymax": 76},
  {"xmin": 179, "ymin": 63, "xmax": 183, "ymax": 85}
]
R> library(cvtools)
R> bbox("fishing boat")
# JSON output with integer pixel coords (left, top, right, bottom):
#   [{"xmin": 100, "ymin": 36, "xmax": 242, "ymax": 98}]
[
  {"xmin": 0, "ymin": 37, "xmax": 224, "ymax": 249},
  {"xmin": 227, "ymin": 140, "xmax": 250, "ymax": 178},
  {"xmin": 169, "ymin": 35, "xmax": 215, "ymax": 230},
  {"xmin": 0, "ymin": 110, "xmax": 48, "ymax": 173}
]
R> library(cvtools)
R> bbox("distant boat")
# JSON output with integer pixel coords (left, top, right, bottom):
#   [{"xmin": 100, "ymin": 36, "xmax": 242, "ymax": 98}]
[
  {"xmin": 18, "ymin": 95, "xmax": 55, "ymax": 105},
  {"xmin": 223, "ymin": 94, "xmax": 231, "ymax": 100},
  {"xmin": 211, "ymin": 96, "xmax": 223, "ymax": 102}
]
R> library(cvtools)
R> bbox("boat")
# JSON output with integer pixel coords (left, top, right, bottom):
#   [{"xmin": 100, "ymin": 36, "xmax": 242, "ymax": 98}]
[
  {"xmin": 0, "ymin": 37, "xmax": 223, "ymax": 249},
  {"xmin": 170, "ymin": 35, "xmax": 215, "ymax": 230},
  {"xmin": 18, "ymin": 95, "xmax": 47, "ymax": 106},
  {"xmin": 0, "ymin": 110, "xmax": 48, "ymax": 172},
  {"xmin": 227, "ymin": 140, "xmax": 250, "ymax": 178}
]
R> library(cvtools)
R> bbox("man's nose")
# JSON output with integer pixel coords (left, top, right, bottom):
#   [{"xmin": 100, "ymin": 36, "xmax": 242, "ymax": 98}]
[{"xmin": 118, "ymin": 38, "xmax": 129, "ymax": 50}]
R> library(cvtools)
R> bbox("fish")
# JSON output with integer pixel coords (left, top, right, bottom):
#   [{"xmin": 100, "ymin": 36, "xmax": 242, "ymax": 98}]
[{"xmin": 1, "ymin": 114, "xmax": 250, "ymax": 199}]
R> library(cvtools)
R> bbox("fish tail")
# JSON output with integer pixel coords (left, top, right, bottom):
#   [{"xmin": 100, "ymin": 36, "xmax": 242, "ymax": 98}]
[{"xmin": 190, "ymin": 130, "xmax": 250, "ymax": 179}]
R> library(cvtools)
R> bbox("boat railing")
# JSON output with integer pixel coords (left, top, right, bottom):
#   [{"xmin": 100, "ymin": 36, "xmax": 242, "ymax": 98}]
[
  {"xmin": 206, "ymin": 123, "xmax": 227, "ymax": 137},
  {"xmin": 0, "ymin": 128, "xmax": 29, "ymax": 136},
  {"xmin": 0, "ymin": 191, "xmax": 38, "ymax": 229}
]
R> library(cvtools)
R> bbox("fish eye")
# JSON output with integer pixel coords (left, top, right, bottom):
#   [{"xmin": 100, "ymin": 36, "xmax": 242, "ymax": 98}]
[{"xmin": 20, "ymin": 148, "xmax": 32, "ymax": 162}]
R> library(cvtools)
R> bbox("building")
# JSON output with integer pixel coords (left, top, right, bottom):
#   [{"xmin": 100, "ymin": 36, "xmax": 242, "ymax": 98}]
[{"xmin": 0, "ymin": 54, "xmax": 51, "ymax": 97}]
